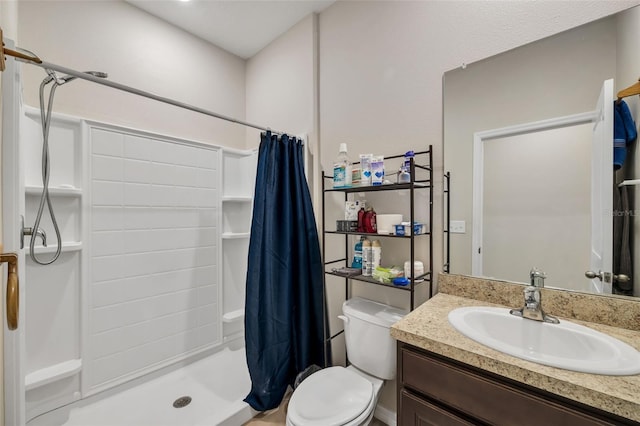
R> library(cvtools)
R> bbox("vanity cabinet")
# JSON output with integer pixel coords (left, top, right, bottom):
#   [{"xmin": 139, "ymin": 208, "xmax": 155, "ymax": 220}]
[{"xmin": 397, "ymin": 342, "xmax": 638, "ymax": 426}]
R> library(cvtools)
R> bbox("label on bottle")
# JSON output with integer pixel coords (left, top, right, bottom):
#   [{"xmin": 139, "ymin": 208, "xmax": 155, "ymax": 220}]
[
  {"xmin": 333, "ymin": 165, "xmax": 346, "ymax": 188},
  {"xmin": 362, "ymin": 243, "xmax": 373, "ymax": 276},
  {"xmin": 352, "ymin": 240, "xmax": 363, "ymax": 269}
]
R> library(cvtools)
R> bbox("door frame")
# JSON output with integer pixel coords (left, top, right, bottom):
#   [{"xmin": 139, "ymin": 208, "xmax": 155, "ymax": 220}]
[
  {"xmin": 471, "ymin": 111, "xmax": 598, "ymax": 276},
  {"xmin": 2, "ymin": 39, "xmax": 26, "ymax": 426}
]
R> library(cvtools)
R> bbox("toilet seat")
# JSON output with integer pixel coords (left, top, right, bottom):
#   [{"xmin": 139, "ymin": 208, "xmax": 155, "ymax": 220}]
[{"xmin": 287, "ymin": 367, "xmax": 374, "ymax": 426}]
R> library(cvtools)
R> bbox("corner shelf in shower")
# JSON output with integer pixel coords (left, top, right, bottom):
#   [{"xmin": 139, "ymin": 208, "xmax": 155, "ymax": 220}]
[
  {"xmin": 222, "ymin": 309, "xmax": 244, "ymax": 323},
  {"xmin": 25, "ymin": 359, "xmax": 82, "ymax": 391},
  {"xmin": 25, "ymin": 242, "xmax": 83, "ymax": 255},
  {"xmin": 25, "ymin": 185, "xmax": 82, "ymax": 197},
  {"xmin": 222, "ymin": 232, "xmax": 251, "ymax": 239},
  {"xmin": 222, "ymin": 196, "xmax": 253, "ymax": 202}
]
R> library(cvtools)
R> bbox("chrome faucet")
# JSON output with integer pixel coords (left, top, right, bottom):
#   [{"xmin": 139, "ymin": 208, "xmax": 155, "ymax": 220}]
[{"xmin": 509, "ymin": 268, "xmax": 559, "ymax": 324}]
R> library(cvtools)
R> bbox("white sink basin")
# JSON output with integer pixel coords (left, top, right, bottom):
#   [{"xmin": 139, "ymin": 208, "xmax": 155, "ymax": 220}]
[{"xmin": 448, "ymin": 306, "xmax": 640, "ymax": 376}]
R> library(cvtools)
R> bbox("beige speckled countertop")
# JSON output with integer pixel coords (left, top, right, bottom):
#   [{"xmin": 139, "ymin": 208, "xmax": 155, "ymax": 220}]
[{"xmin": 391, "ymin": 292, "xmax": 640, "ymax": 422}]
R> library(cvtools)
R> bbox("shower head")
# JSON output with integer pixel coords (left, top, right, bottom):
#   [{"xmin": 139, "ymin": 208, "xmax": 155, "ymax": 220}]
[
  {"xmin": 59, "ymin": 70, "xmax": 108, "ymax": 84},
  {"xmin": 42, "ymin": 70, "xmax": 108, "ymax": 85}
]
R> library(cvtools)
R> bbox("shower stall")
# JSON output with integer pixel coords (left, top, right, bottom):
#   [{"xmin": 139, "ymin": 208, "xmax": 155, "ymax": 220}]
[{"xmin": 2, "ymin": 44, "xmax": 262, "ymax": 425}]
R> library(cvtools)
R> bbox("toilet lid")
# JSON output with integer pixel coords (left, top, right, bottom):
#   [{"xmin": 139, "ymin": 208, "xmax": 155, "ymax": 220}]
[{"xmin": 288, "ymin": 367, "xmax": 373, "ymax": 426}]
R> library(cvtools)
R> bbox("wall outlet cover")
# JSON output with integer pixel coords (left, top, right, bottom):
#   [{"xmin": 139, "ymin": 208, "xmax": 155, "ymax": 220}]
[{"xmin": 450, "ymin": 220, "xmax": 466, "ymax": 234}]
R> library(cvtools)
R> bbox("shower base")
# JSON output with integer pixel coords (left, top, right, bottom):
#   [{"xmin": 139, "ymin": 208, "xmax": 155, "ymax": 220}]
[{"xmin": 28, "ymin": 341, "xmax": 256, "ymax": 426}]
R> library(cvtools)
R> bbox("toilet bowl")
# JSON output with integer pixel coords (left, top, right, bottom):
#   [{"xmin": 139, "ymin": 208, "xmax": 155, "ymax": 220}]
[
  {"xmin": 286, "ymin": 366, "xmax": 383, "ymax": 426},
  {"xmin": 285, "ymin": 298, "xmax": 406, "ymax": 426}
]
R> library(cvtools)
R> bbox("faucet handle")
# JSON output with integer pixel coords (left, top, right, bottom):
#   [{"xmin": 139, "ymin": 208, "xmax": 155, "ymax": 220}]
[{"xmin": 530, "ymin": 267, "xmax": 546, "ymax": 287}]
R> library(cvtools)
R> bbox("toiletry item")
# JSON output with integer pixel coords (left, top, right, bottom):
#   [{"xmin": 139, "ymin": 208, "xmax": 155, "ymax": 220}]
[
  {"xmin": 371, "ymin": 240, "xmax": 382, "ymax": 270},
  {"xmin": 362, "ymin": 207, "xmax": 377, "ymax": 233},
  {"xmin": 395, "ymin": 221, "xmax": 423, "ymax": 236},
  {"xmin": 371, "ymin": 155, "xmax": 384, "ymax": 186},
  {"xmin": 331, "ymin": 267, "xmax": 361, "ymax": 277},
  {"xmin": 404, "ymin": 260, "xmax": 424, "ymax": 282},
  {"xmin": 345, "ymin": 200, "xmax": 366, "ymax": 220},
  {"xmin": 392, "ymin": 277, "xmax": 409, "ymax": 286},
  {"xmin": 351, "ymin": 166, "xmax": 362, "ymax": 186},
  {"xmin": 352, "ymin": 236, "xmax": 365, "ymax": 269},
  {"xmin": 333, "ymin": 143, "xmax": 352, "ymax": 188},
  {"xmin": 404, "ymin": 150, "xmax": 414, "ymax": 173},
  {"xmin": 362, "ymin": 239, "xmax": 373, "ymax": 276},
  {"xmin": 397, "ymin": 151, "xmax": 414, "ymax": 183},
  {"xmin": 397, "ymin": 168, "xmax": 410, "ymax": 183},
  {"xmin": 357, "ymin": 207, "xmax": 366, "ymax": 232},
  {"xmin": 376, "ymin": 214, "xmax": 403, "ymax": 235},
  {"xmin": 345, "ymin": 201, "xmax": 357, "ymax": 220},
  {"xmin": 336, "ymin": 220, "xmax": 358, "ymax": 232},
  {"xmin": 359, "ymin": 154, "xmax": 373, "ymax": 186},
  {"xmin": 372, "ymin": 265, "xmax": 403, "ymax": 283}
]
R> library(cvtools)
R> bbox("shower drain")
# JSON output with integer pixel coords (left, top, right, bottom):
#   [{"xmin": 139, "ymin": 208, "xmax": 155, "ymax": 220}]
[{"xmin": 173, "ymin": 396, "xmax": 192, "ymax": 408}]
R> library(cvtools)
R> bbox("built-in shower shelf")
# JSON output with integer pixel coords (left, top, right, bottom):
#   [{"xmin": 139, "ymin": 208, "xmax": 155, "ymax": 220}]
[
  {"xmin": 222, "ymin": 196, "xmax": 253, "ymax": 202},
  {"xmin": 222, "ymin": 309, "xmax": 244, "ymax": 323},
  {"xmin": 25, "ymin": 185, "xmax": 82, "ymax": 197},
  {"xmin": 26, "ymin": 242, "xmax": 83, "ymax": 255},
  {"xmin": 222, "ymin": 232, "xmax": 250, "ymax": 239},
  {"xmin": 25, "ymin": 359, "xmax": 82, "ymax": 391}
]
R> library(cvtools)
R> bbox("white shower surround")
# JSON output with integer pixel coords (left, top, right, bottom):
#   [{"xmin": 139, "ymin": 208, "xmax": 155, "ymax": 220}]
[{"xmin": 18, "ymin": 107, "xmax": 257, "ymax": 423}]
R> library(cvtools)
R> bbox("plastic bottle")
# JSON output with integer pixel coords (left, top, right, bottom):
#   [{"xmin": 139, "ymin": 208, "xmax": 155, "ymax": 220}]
[
  {"xmin": 333, "ymin": 143, "xmax": 352, "ymax": 188},
  {"xmin": 362, "ymin": 207, "xmax": 377, "ymax": 233},
  {"xmin": 352, "ymin": 236, "xmax": 365, "ymax": 269},
  {"xmin": 398, "ymin": 151, "xmax": 414, "ymax": 183},
  {"xmin": 362, "ymin": 239, "xmax": 373, "ymax": 276},
  {"xmin": 371, "ymin": 240, "xmax": 382, "ymax": 270}
]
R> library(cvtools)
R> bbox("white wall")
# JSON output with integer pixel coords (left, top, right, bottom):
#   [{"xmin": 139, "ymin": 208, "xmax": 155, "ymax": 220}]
[
  {"xmin": 17, "ymin": 1, "xmax": 247, "ymax": 149},
  {"xmin": 245, "ymin": 14, "xmax": 317, "ymax": 148},
  {"xmin": 245, "ymin": 13, "xmax": 322, "ymax": 227}
]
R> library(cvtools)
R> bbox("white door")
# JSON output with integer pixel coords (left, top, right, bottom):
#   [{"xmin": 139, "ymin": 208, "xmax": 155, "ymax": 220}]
[
  {"xmin": 2, "ymin": 39, "xmax": 27, "ymax": 426},
  {"xmin": 589, "ymin": 79, "xmax": 614, "ymax": 294}
]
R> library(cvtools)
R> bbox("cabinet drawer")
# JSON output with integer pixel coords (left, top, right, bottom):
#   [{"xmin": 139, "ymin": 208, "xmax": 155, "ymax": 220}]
[
  {"xmin": 400, "ymin": 390, "xmax": 474, "ymax": 426},
  {"xmin": 401, "ymin": 348, "xmax": 613, "ymax": 426}
]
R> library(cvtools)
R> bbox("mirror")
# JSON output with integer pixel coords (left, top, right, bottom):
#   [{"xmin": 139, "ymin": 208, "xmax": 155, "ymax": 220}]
[{"xmin": 444, "ymin": 6, "xmax": 640, "ymax": 298}]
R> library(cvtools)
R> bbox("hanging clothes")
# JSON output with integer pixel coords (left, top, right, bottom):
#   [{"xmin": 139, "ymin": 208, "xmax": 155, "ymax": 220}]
[
  {"xmin": 613, "ymin": 100, "xmax": 637, "ymax": 170},
  {"xmin": 244, "ymin": 132, "xmax": 327, "ymax": 411},
  {"xmin": 613, "ymin": 183, "xmax": 633, "ymax": 294}
]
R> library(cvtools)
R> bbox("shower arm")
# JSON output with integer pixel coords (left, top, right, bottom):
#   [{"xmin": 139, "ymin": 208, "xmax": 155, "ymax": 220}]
[{"xmin": 0, "ymin": 246, "xmax": 19, "ymax": 330}]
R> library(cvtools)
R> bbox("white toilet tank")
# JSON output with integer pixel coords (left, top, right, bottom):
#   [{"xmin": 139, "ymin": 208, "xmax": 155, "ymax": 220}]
[{"xmin": 342, "ymin": 297, "xmax": 407, "ymax": 380}]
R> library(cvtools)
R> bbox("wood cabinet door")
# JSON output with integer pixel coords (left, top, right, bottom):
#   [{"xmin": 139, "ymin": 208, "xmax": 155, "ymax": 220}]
[{"xmin": 400, "ymin": 390, "xmax": 475, "ymax": 426}]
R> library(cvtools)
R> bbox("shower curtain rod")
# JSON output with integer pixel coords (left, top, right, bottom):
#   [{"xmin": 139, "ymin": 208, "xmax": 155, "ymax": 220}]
[{"xmin": 2, "ymin": 42, "xmax": 288, "ymax": 135}]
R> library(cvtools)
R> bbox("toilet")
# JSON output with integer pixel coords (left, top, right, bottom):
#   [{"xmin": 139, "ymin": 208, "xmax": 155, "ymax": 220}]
[{"xmin": 286, "ymin": 297, "xmax": 406, "ymax": 426}]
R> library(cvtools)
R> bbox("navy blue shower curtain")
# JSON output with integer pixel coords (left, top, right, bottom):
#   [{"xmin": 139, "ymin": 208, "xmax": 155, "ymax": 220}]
[{"xmin": 244, "ymin": 132, "xmax": 327, "ymax": 411}]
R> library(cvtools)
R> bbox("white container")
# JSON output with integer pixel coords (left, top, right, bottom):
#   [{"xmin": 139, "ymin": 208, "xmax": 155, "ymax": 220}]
[
  {"xmin": 376, "ymin": 214, "xmax": 403, "ymax": 234},
  {"xmin": 404, "ymin": 260, "xmax": 424, "ymax": 282}
]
